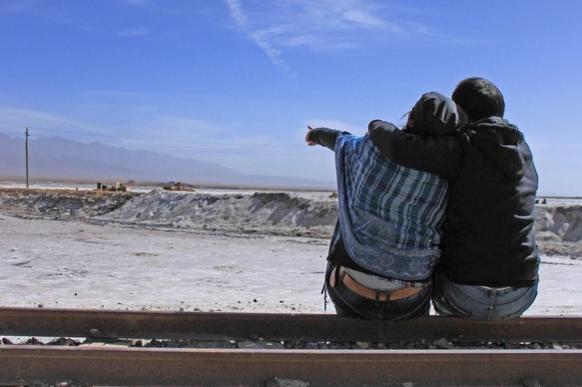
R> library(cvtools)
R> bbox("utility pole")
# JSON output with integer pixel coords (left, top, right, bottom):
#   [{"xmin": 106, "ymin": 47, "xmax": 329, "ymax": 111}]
[{"xmin": 25, "ymin": 127, "xmax": 29, "ymax": 189}]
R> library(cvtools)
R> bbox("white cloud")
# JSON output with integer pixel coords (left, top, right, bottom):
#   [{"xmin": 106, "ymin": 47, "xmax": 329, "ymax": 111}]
[
  {"xmin": 223, "ymin": 0, "xmax": 434, "ymax": 73},
  {"xmin": 0, "ymin": 106, "xmax": 229, "ymax": 150},
  {"xmin": 0, "ymin": 105, "xmax": 339, "ymax": 182},
  {"xmin": 249, "ymin": 31, "xmax": 290, "ymax": 73},
  {"xmin": 225, "ymin": 0, "xmax": 291, "ymax": 74},
  {"xmin": 0, "ymin": 107, "xmax": 110, "ymax": 139},
  {"xmin": 294, "ymin": 0, "xmax": 391, "ymax": 30},
  {"xmin": 224, "ymin": 0, "xmax": 247, "ymax": 27},
  {"xmin": 0, "ymin": 104, "xmax": 282, "ymax": 155}
]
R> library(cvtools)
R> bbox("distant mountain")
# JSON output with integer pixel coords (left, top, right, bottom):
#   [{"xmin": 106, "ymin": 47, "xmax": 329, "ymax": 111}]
[{"xmin": 0, "ymin": 133, "xmax": 333, "ymax": 189}]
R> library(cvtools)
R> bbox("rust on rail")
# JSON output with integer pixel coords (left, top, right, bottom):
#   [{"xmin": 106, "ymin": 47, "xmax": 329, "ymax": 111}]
[
  {"xmin": 2, "ymin": 307, "xmax": 582, "ymax": 342},
  {"xmin": 1, "ymin": 346, "xmax": 582, "ymax": 386}
]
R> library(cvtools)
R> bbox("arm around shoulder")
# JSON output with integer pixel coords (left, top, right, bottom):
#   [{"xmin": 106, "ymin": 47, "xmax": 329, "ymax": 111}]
[
  {"xmin": 368, "ymin": 120, "xmax": 463, "ymax": 180},
  {"xmin": 367, "ymin": 120, "xmax": 399, "ymax": 159}
]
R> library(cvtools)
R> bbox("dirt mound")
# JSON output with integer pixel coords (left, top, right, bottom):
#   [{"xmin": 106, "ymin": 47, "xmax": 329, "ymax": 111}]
[
  {"xmin": 536, "ymin": 205, "xmax": 582, "ymax": 243},
  {"xmin": 90, "ymin": 193, "xmax": 582, "ymax": 256},
  {"xmin": 1, "ymin": 188, "xmax": 582, "ymax": 257},
  {"xmin": 100, "ymin": 190, "xmax": 337, "ymax": 238},
  {"xmin": 0, "ymin": 188, "xmax": 138, "ymax": 219},
  {"xmin": 535, "ymin": 205, "xmax": 582, "ymax": 258}
]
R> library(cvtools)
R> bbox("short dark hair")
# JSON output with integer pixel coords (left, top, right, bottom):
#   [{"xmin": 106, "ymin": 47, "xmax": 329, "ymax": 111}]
[{"xmin": 452, "ymin": 77, "xmax": 505, "ymax": 120}]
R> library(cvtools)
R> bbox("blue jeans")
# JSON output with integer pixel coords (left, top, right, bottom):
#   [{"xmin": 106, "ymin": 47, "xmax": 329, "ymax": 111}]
[
  {"xmin": 432, "ymin": 271, "xmax": 538, "ymax": 320},
  {"xmin": 325, "ymin": 263, "xmax": 431, "ymax": 320}
]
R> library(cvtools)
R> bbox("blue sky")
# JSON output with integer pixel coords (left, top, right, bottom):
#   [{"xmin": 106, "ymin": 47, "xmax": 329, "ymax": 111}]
[{"xmin": 1, "ymin": 0, "xmax": 581, "ymax": 195}]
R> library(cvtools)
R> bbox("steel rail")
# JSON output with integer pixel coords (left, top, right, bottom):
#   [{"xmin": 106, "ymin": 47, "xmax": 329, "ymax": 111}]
[
  {"xmin": 1, "ymin": 346, "xmax": 581, "ymax": 386},
  {"xmin": 2, "ymin": 307, "xmax": 582, "ymax": 343}
]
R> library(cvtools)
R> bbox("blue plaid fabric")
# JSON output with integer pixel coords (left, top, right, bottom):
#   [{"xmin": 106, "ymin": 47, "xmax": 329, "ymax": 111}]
[{"xmin": 335, "ymin": 134, "xmax": 448, "ymax": 281}]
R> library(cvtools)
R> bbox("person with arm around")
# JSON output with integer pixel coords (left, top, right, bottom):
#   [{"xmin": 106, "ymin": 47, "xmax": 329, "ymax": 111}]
[{"xmin": 368, "ymin": 78, "xmax": 539, "ymax": 320}]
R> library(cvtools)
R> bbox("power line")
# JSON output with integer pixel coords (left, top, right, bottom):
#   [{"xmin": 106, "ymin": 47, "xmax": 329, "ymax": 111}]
[{"xmin": 25, "ymin": 127, "xmax": 29, "ymax": 189}]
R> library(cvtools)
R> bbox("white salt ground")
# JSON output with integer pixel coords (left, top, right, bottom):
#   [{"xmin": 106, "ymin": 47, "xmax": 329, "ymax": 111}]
[
  {"xmin": 0, "ymin": 213, "xmax": 580, "ymax": 316},
  {"xmin": 0, "ymin": 214, "xmax": 328, "ymax": 313}
]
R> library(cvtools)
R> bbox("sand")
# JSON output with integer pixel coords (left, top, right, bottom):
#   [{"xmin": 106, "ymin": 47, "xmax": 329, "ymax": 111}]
[{"xmin": 0, "ymin": 214, "xmax": 328, "ymax": 313}]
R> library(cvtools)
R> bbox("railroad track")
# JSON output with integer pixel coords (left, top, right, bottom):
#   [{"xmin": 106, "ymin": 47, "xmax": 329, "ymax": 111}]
[{"xmin": 1, "ymin": 307, "xmax": 582, "ymax": 386}]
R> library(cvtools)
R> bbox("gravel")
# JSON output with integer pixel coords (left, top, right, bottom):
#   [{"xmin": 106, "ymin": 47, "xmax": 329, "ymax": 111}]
[{"xmin": 3, "ymin": 336, "xmax": 582, "ymax": 350}]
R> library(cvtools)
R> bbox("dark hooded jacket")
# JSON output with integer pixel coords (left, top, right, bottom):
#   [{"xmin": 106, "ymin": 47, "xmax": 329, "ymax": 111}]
[
  {"xmin": 406, "ymin": 92, "xmax": 468, "ymax": 137},
  {"xmin": 369, "ymin": 116, "xmax": 539, "ymax": 287},
  {"xmin": 309, "ymin": 92, "xmax": 468, "ymax": 278}
]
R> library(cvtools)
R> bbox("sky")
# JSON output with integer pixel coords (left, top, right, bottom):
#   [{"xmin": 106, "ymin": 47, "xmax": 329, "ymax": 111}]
[{"xmin": 0, "ymin": 0, "xmax": 581, "ymax": 195}]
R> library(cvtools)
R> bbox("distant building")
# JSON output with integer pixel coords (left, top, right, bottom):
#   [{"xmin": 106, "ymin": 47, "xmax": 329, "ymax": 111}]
[{"xmin": 163, "ymin": 181, "xmax": 194, "ymax": 191}]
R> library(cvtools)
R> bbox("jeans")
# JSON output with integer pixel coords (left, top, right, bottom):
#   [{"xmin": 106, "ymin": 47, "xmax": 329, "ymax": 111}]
[
  {"xmin": 325, "ymin": 263, "xmax": 431, "ymax": 320},
  {"xmin": 432, "ymin": 271, "xmax": 538, "ymax": 320}
]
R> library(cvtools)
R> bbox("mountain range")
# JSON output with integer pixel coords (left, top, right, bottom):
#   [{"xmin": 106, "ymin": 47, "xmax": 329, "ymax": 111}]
[{"xmin": 0, "ymin": 133, "xmax": 332, "ymax": 190}]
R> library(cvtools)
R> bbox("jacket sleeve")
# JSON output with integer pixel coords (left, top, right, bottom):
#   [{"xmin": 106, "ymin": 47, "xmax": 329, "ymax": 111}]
[
  {"xmin": 307, "ymin": 127, "xmax": 350, "ymax": 151},
  {"xmin": 368, "ymin": 119, "xmax": 463, "ymax": 180}
]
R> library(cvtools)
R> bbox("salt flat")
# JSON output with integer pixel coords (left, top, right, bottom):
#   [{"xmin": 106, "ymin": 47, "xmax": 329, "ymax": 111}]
[
  {"xmin": 0, "ymin": 214, "xmax": 328, "ymax": 313},
  {"xmin": 0, "ymin": 214, "xmax": 579, "ymax": 316}
]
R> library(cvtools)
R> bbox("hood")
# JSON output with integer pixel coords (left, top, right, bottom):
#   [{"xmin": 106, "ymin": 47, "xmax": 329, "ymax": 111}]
[
  {"xmin": 466, "ymin": 117, "xmax": 530, "ymax": 180},
  {"xmin": 407, "ymin": 92, "xmax": 469, "ymax": 136}
]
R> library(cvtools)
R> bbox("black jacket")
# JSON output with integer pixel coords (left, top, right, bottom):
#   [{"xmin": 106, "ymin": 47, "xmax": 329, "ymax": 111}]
[{"xmin": 369, "ymin": 117, "xmax": 539, "ymax": 287}]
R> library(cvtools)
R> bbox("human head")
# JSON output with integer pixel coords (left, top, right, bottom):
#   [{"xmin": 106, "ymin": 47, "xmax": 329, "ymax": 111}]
[
  {"xmin": 405, "ymin": 92, "xmax": 468, "ymax": 136},
  {"xmin": 452, "ymin": 77, "xmax": 505, "ymax": 120}
]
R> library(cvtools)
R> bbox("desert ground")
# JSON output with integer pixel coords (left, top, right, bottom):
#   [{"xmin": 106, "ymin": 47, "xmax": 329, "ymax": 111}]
[
  {"xmin": 0, "ymin": 215, "xmax": 327, "ymax": 313},
  {"xmin": 1, "ymin": 185, "xmax": 582, "ymax": 315}
]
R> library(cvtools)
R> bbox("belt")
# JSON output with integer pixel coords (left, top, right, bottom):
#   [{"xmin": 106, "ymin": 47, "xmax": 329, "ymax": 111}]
[{"xmin": 331, "ymin": 266, "xmax": 424, "ymax": 302}]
